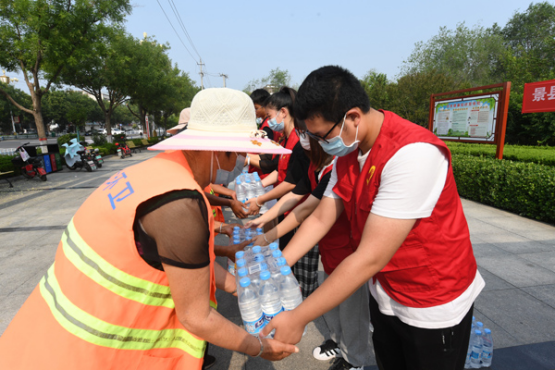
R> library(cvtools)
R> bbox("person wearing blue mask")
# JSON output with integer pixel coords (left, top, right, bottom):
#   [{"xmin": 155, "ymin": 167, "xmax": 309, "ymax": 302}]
[{"xmin": 262, "ymin": 66, "xmax": 483, "ymax": 370}]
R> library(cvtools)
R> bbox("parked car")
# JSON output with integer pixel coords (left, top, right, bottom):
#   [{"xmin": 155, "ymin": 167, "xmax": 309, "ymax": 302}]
[
  {"xmin": 101, "ymin": 128, "xmax": 124, "ymax": 135},
  {"xmin": 85, "ymin": 129, "xmax": 101, "ymax": 136}
]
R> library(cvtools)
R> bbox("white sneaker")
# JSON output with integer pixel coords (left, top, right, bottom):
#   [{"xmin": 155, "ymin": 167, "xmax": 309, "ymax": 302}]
[
  {"xmin": 328, "ymin": 357, "xmax": 363, "ymax": 370},
  {"xmin": 313, "ymin": 339, "xmax": 342, "ymax": 361}
]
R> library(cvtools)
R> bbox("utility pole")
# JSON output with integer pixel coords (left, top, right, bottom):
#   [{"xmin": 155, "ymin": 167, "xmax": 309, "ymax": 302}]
[
  {"xmin": 198, "ymin": 58, "xmax": 205, "ymax": 90},
  {"xmin": 220, "ymin": 74, "xmax": 228, "ymax": 87}
]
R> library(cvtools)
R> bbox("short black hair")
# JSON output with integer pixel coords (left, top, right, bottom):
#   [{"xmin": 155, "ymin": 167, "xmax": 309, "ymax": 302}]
[
  {"xmin": 250, "ymin": 89, "xmax": 271, "ymax": 105},
  {"xmin": 264, "ymin": 86, "xmax": 297, "ymax": 113},
  {"xmin": 295, "ymin": 65, "xmax": 370, "ymax": 124}
]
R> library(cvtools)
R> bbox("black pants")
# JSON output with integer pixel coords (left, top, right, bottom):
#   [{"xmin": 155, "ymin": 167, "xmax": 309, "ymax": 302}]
[{"xmin": 369, "ymin": 294, "xmax": 473, "ymax": 370}]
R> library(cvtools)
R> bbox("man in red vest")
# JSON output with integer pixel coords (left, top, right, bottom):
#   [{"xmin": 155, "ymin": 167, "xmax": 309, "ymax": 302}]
[{"xmin": 263, "ymin": 66, "xmax": 484, "ymax": 370}]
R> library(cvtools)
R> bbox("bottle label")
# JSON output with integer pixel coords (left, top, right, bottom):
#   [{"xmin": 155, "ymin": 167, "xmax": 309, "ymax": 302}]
[
  {"xmin": 482, "ymin": 350, "xmax": 492, "ymax": 359},
  {"xmin": 243, "ymin": 315, "xmax": 266, "ymax": 335},
  {"xmin": 248, "ymin": 264, "xmax": 262, "ymax": 275},
  {"xmin": 263, "ymin": 307, "xmax": 284, "ymax": 323},
  {"xmin": 470, "ymin": 350, "xmax": 481, "ymax": 360}
]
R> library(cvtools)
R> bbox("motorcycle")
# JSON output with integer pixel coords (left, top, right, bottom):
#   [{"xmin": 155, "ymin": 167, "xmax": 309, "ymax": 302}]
[
  {"xmin": 115, "ymin": 142, "xmax": 132, "ymax": 159},
  {"xmin": 11, "ymin": 142, "xmax": 47, "ymax": 181},
  {"xmin": 62, "ymin": 139, "xmax": 97, "ymax": 172},
  {"xmin": 85, "ymin": 147, "xmax": 103, "ymax": 168}
]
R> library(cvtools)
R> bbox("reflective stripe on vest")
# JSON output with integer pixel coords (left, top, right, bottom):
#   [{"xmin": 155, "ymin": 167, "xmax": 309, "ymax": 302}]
[
  {"xmin": 61, "ymin": 219, "xmax": 217, "ymax": 310},
  {"xmin": 209, "ymin": 188, "xmax": 217, "ymax": 218},
  {"xmin": 39, "ymin": 264, "xmax": 206, "ymax": 358}
]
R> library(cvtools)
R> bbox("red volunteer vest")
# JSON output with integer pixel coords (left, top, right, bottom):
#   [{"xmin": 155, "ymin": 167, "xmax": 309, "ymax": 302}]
[
  {"xmin": 308, "ymin": 162, "xmax": 354, "ymax": 275},
  {"xmin": 0, "ymin": 151, "xmax": 217, "ymax": 370},
  {"xmin": 334, "ymin": 111, "xmax": 477, "ymax": 308},
  {"xmin": 277, "ymin": 129, "xmax": 300, "ymax": 186}
]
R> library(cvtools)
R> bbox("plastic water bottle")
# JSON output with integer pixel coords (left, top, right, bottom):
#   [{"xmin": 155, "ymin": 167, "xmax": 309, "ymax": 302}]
[
  {"xmin": 236, "ymin": 179, "xmax": 246, "ymax": 204},
  {"xmin": 250, "ymin": 262, "xmax": 268, "ymax": 289},
  {"xmin": 271, "ymin": 257, "xmax": 287, "ymax": 285},
  {"xmin": 481, "ymin": 329, "xmax": 493, "ymax": 367},
  {"xmin": 245, "ymin": 178, "xmax": 256, "ymax": 201},
  {"xmin": 469, "ymin": 329, "xmax": 483, "ymax": 368},
  {"xmin": 256, "ymin": 227, "xmax": 264, "ymax": 235},
  {"xmin": 238, "ymin": 277, "xmax": 266, "ymax": 336},
  {"xmin": 236, "ymin": 267, "xmax": 248, "ymax": 286},
  {"xmin": 280, "ymin": 266, "xmax": 306, "ymax": 335},
  {"xmin": 259, "ymin": 270, "xmax": 284, "ymax": 324}
]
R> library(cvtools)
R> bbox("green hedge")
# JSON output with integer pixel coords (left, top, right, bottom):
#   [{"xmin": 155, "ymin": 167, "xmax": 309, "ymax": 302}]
[
  {"xmin": 447, "ymin": 142, "xmax": 555, "ymax": 167},
  {"xmin": 452, "ymin": 153, "xmax": 555, "ymax": 224},
  {"xmin": 0, "ymin": 155, "xmax": 20, "ymax": 175}
]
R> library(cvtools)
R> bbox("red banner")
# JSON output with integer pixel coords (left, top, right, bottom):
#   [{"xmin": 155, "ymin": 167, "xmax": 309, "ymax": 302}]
[{"xmin": 522, "ymin": 79, "xmax": 555, "ymax": 113}]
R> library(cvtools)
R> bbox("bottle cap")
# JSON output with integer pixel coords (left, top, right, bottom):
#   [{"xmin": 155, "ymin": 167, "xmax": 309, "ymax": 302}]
[
  {"xmin": 276, "ymin": 257, "xmax": 287, "ymax": 266},
  {"xmin": 236, "ymin": 258, "xmax": 246, "ymax": 267},
  {"xmin": 272, "ymin": 250, "xmax": 282, "ymax": 258},
  {"xmin": 233, "ymin": 226, "xmax": 240, "ymax": 231},
  {"xmin": 252, "ymin": 246, "xmax": 261, "ymax": 254},
  {"xmin": 475, "ymin": 330, "xmax": 482, "ymax": 336},
  {"xmin": 246, "ymin": 178, "xmax": 251, "ymax": 183},
  {"xmin": 254, "ymin": 254, "xmax": 265, "ymax": 262},
  {"xmin": 239, "ymin": 277, "xmax": 251, "ymax": 287},
  {"xmin": 236, "ymin": 179, "xmax": 241, "ymax": 184},
  {"xmin": 484, "ymin": 328, "xmax": 491, "ymax": 334},
  {"xmin": 269, "ymin": 242, "xmax": 279, "ymax": 250},
  {"xmin": 235, "ymin": 251, "xmax": 244, "ymax": 260},
  {"xmin": 238, "ymin": 267, "xmax": 248, "ymax": 277},
  {"xmin": 260, "ymin": 270, "xmax": 271, "ymax": 280},
  {"xmin": 280, "ymin": 266, "xmax": 292, "ymax": 275},
  {"xmin": 476, "ymin": 322, "xmax": 484, "ymax": 328},
  {"xmin": 256, "ymin": 228, "xmax": 263, "ymax": 234}
]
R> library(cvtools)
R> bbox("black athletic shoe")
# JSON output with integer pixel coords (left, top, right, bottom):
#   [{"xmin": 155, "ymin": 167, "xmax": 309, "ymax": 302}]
[
  {"xmin": 328, "ymin": 357, "xmax": 363, "ymax": 370},
  {"xmin": 202, "ymin": 354, "xmax": 216, "ymax": 370},
  {"xmin": 313, "ymin": 339, "xmax": 341, "ymax": 361}
]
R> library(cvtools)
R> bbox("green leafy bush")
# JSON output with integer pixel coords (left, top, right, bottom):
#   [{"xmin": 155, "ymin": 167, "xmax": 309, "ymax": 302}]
[
  {"xmin": 447, "ymin": 142, "xmax": 555, "ymax": 167},
  {"xmin": 147, "ymin": 137, "xmax": 162, "ymax": 144},
  {"xmin": 132, "ymin": 139, "xmax": 143, "ymax": 146},
  {"xmin": 452, "ymin": 154, "xmax": 555, "ymax": 224},
  {"xmin": 113, "ymin": 133, "xmax": 126, "ymax": 144},
  {"xmin": 93, "ymin": 134, "xmax": 107, "ymax": 146},
  {"xmin": 102, "ymin": 143, "xmax": 117, "ymax": 154},
  {"xmin": 0, "ymin": 154, "xmax": 19, "ymax": 175},
  {"xmin": 57, "ymin": 133, "xmax": 78, "ymax": 147}
]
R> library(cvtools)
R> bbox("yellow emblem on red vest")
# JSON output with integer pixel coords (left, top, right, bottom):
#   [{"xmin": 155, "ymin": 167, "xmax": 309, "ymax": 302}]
[{"xmin": 366, "ymin": 165, "xmax": 376, "ymax": 185}]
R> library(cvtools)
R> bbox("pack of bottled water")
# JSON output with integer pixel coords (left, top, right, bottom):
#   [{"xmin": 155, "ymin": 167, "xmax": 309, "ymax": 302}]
[
  {"xmin": 227, "ymin": 227, "xmax": 264, "ymax": 276},
  {"xmin": 235, "ymin": 170, "xmax": 268, "ymax": 213},
  {"xmin": 235, "ymin": 242, "xmax": 305, "ymax": 338},
  {"xmin": 464, "ymin": 316, "xmax": 493, "ymax": 368}
]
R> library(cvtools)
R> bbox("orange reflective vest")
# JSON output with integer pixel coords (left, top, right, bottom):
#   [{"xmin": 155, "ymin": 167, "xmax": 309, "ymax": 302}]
[
  {"xmin": 205, "ymin": 185, "xmax": 225, "ymax": 224},
  {"xmin": 0, "ymin": 151, "xmax": 217, "ymax": 370}
]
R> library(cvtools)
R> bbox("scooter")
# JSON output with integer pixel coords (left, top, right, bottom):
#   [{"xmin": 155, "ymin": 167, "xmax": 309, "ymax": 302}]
[
  {"xmin": 85, "ymin": 147, "xmax": 103, "ymax": 168},
  {"xmin": 115, "ymin": 142, "xmax": 132, "ymax": 159},
  {"xmin": 62, "ymin": 139, "xmax": 97, "ymax": 172},
  {"xmin": 11, "ymin": 142, "xmax": 47, "ymax": 181}
]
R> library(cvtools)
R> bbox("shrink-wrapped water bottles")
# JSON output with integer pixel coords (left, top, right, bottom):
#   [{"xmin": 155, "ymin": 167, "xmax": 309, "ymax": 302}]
[
  {"xmin": 469, "ymin": 329, "xmax": 483, "ymax": 368},
  {"xmin": 481, "ymin": 329, "xmax": 493, "ymax": 367},
  {"xmin": 259, "ymin": 270, "xmax": 284, "ymax": 324}
]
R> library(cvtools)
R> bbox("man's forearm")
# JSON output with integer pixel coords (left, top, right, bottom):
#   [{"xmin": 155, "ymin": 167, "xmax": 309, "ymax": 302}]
[
  {"xmin": 210, "ymin": 184, "xmax": 234, "ymax": 198},
  {"xmin": 214, "ymin": 261, "xmax": 236, "ymax": 293},
  {"xmin": 204, "ymin": 192, "xmax": 232, "ymax": 207}
]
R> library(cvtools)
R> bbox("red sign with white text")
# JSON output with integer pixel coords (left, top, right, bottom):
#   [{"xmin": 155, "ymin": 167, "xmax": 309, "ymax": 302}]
[{"xmin": 522, "ymin": 79, "xmax": 555, "ymax": 113}]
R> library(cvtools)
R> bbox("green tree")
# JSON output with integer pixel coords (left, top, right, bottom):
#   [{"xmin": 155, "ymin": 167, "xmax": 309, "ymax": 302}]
[
  {"xmin": 0, "ymin": 82, "xmax": 32, "ymax": 134},
  {"xmin": 244, "ymin": 68, "xmax": 292, "ymax": 93},
  {"xmin": 388, "ymin": 70, "xmax": 458, "ymax": 127},
  {"xmin": 0, "ymin": 0, "xmax": 131, "ymax": 142},
  {"xmin": 360, "ymin": 70, "xmax": 390, "ymax": 110},
  {"xmin": 501, "ymin": 2, "xmax": 555, "ymax": 145},
  {"xmin": 401, "ymin": 22, "xmax": 505, "ymax": 87},
  {"xmin": 59, "ymin": 30, "xmax": 137, "ymax": 140}
]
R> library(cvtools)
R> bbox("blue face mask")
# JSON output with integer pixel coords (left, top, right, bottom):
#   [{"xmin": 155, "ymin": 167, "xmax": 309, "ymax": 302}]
[
  {"xmin": 256, "ymin": 117, "xmax": 262, "ymax": 125},
  {"xmin": 267, "ymin": 110, "xmax": 284, "ymax": 132},
  {"xmin": 319, "ymin": 115, "xmax": 360, "ymax": 157}
]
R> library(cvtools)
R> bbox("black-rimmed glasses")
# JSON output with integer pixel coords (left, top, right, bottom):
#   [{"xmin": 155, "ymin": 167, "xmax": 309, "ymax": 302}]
[{"xmin": 305, "ymin": 114, "xmax": 346, "ymax": 143}]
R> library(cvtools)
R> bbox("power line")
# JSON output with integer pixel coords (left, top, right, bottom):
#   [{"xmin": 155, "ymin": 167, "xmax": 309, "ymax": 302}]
[
  {"xmin": 167, "ymin": 0, "xmax": 202, "ymax": 60},
  {"xmin": 155, "ymin": 0, "xmax": 198, "ymax": 64}
]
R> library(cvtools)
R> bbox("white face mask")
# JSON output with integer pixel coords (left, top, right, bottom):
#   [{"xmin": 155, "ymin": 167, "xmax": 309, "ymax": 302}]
[
  {"xmin": 210, "ymin": 152, "xmax": 245, "ymax": 185},
  {"xmin": 299, "ymin": 132, "xmax": 311, "ymax": 150}
]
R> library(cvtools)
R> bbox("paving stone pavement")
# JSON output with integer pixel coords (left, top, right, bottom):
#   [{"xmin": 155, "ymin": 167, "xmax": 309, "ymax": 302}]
[{"xmin": 1, "ymin": 150, "xmax": 554, "ymax": 370}]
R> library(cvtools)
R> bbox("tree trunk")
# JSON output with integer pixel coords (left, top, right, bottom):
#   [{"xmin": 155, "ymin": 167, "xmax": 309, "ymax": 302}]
[
  {"xmin": 32, "ymin": 95, "xmax": 49, "ymax": 153},
  {"xmin": 105, "ymin": 110, "xmax": 113, "ymax": 143}
]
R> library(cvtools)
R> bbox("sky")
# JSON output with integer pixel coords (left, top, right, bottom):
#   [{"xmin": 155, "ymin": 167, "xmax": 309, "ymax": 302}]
[{"xmin": 3, "ymin": 0, "xmax": 537, "ymax": 92}]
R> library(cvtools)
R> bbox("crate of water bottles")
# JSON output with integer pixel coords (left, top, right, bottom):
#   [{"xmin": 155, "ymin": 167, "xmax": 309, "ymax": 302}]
[
  {"xmin": 465, "ymin": 316, "xmax": 494, "ymax": 368},
  {"xmin": 235, "ymin": 170, "xmax": 268, "ymax": 212},
  {"xmin": 230, "ymin": 240, "xmax": 305, "ymax": 338},
  {"xmin": 226, "ymin": 226, "xmax": 265, "ymax": 275}
]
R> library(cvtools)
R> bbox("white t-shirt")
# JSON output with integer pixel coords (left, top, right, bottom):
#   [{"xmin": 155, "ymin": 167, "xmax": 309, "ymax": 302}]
[{"xmin": 324, "ymin": 143, "xmax": 484, "ymax": 329}]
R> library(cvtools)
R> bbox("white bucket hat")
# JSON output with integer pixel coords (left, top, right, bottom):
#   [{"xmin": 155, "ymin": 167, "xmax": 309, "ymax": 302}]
[
  {"xmin": 166, "ymin": 108, "xmax": 190, "ymax": 135},
  {"xmin": 149, "ymin": 88, "xmax": 291, "ymax": 154}
]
